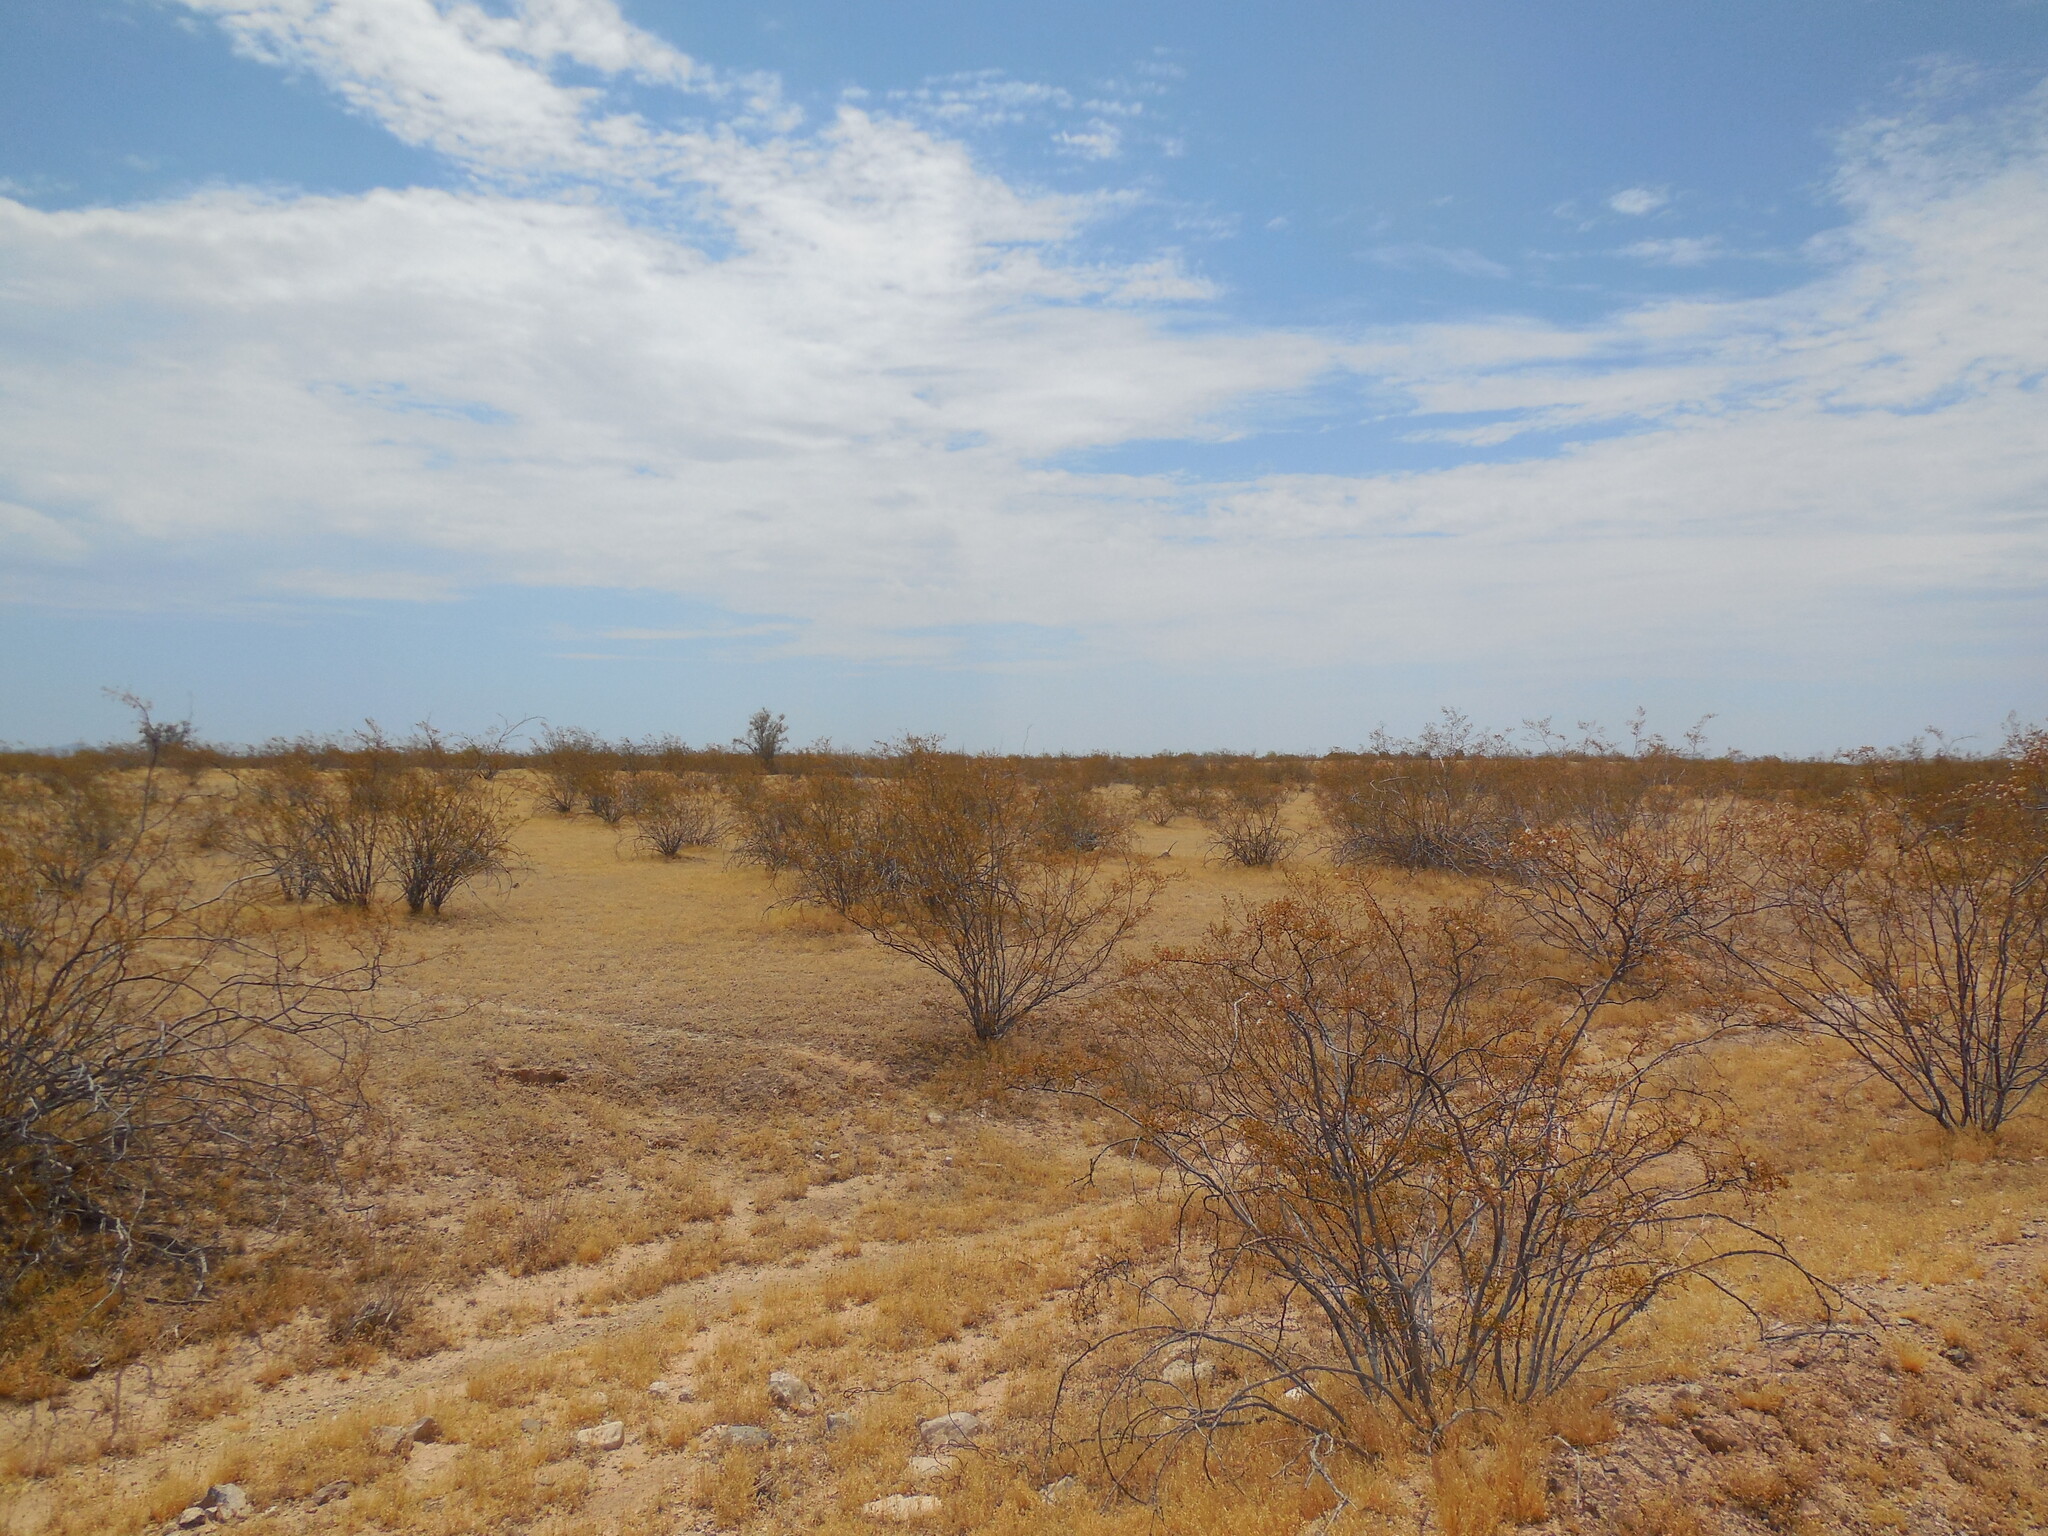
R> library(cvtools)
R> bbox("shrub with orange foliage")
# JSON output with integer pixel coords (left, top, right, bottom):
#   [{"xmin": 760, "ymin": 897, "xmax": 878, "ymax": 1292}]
[{"xmin": 1071, "ymin": 871, "xmax": 1814, "ymax": 1463}]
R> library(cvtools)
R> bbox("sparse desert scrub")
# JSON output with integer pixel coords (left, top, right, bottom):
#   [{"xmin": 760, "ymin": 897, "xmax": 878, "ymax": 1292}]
[
  {"xmin": 4, "ymin": 725, "xmax": 2047, "ymax": 1536},
  {"xmin": 386, "ymin": 767, "xmax": 522, "ymax": 914},
  {"xmin": 1035, "ymin": 777, "xmax": 1136, "ymax": 855},
  {"xmin": 1314, "ymin": 754, "xmax": 1521, "ymax": 874},
  {"xmin": 773, "ymin": 743, "xmax": 1168, "ymax": 1041},
  {"xmin": 1501, "ymin": 795, "xmax": 1745, "ymax": 992},
  {"xmin": 1194, "ymin": 776, "xmax": 1296, "ymax": 867},
  {"xmin": 581, "ymin": 767, "xmax": 632, "ymax": 825},
  {"xmin": 229, "ymin": 754, "xmax": 390, "ymax": 905},
  {"xmin": 230, "ymin": 757, "xmax": 517, "ymax": 914},
  {"xmin": 627, "ymin": 770, "xmax": 725, "ymax": 856},
  {"xmin": 534, "ymin": 723, "xmax": 605, "ymax": 815},
  {"xmin": 1715, "ymin": 732, "xmax": 2048, "ymax": 1130},
  {"xmin": 1069, "ymin": 872, "xmax": 1815, "ymax": 1460},
  {"xmin": 0, "ymin": 770, "xmax": 397, "ymax": 1395}
]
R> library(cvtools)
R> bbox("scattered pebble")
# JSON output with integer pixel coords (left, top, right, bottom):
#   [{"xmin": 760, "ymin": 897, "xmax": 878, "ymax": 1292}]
[{"xmin": 917, "ymin": 1411, "xmax": 982, "ymax": 1449}]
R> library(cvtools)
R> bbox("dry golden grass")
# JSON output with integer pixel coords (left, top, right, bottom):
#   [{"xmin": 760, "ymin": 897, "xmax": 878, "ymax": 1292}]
[{"xmin": 2, "ymin": 783, "xmax": 2045, "ymax": 1536}]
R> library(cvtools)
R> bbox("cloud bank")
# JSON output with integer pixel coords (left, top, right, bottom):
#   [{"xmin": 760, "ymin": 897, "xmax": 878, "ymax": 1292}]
[{"xmin": 0, "ymin": 0, "xmax": 2043, "ymax": 688}]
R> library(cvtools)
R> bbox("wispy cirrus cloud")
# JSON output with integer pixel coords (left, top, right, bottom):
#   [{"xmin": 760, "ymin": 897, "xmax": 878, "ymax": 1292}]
[
  {"xmin": 0, "ymin": 1, "xmax": 2041, "ymax": 693},
  {"xmin": 1618, "ymin": 235, "xmax": 1728, "ymax": 266},
  {"xmin": 1364, "ymin": 242, "xmax": 1512, "ymax": 278}
]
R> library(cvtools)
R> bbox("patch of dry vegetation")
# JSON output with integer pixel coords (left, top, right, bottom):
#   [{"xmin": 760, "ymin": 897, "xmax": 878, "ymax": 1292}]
[{"xmin": 1, "ymin": 723, "xmax": 2045, "ymax": 1536}]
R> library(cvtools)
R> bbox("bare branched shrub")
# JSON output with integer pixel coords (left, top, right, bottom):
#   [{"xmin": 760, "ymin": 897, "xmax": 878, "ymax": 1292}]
[
  {"xmin": 1314, "ymin": 757, "xmax": 1517, "ymax": 873},
  {"xmin": 310, "ymin": 761, "xmax": 394, "ymax": 907},
  {"xmin": 535, "ymin": 725, "xmax": 601, "ymax": 815},
  {"xmin": 728, "ymin": 772, "xmax": 850, "ymax": 876},
  {"xmin": 0, "ymin": 774, "xmax": 389, "ymax": 1302},
  {"xmin": 227, "ymin": 760, "xmax": 330, "ymax": 901},
  {"xmin": 778, "ymin": 745, "xmax": 1167, "ymax": 1041},
  {"xmin": 1068, "ymin": 873, "xmax": 1811, "ymax": 1468},
  {"xmin": 1037, "ymin": 779, "xmax": 1136, "ymax": 855},
  {"xmin": 230, "ymin": 759, "xmax": 392, "ymax": 907},
  {"xmin": 1714, "ymin": 733, "xmax": 2048, "ymax": 1131},
  {"xmin": 4, "ymin": 766, "xmax": 134, "ymax": 894},
  {"xmin": 1506, "ymin": 797, "xmax": 1744, "ymax": 992},
  {"xmin": 1196, "ymin": 779, "xmax": 1296, "ymax": 867},
  {"xmin": 387, "ymin": 770, "xmax": 521, "ymax": 915},
  {"xmin": 628, "ymin": 773, "xmax": 725, "ymax": 857},
  {"xmin": 583, "ymin": 770, "xmax": 630, "ymax": 826},
  {"xmin": 1136, "ymin": 786, "xmax": 1179, "ymax": 827}
]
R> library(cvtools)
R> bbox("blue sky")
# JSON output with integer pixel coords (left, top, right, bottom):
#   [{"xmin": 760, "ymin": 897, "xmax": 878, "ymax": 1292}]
[{"xmin": 2, "ymin": 0, "xmax": 2045, "ymax": 753}]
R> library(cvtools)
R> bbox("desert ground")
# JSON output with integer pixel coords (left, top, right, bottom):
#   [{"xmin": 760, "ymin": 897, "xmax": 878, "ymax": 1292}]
[{"xmin": 4, "ymin": 782, "xmax": 2047, "ymax": 1536}]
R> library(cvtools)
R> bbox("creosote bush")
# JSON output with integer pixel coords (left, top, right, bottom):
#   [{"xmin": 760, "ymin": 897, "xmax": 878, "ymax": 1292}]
[
  {"xmin": 772, "ymin": 743, "xmax": 1167, "ymax": 1041},
  {"xmin": 230, "ymin": 756, "xmax": 518, "ymax": 916},
  {"xmin": 1069, "ymin": 870, "xmax": 1815, "ymax": 1465},
  {"xmin": 1717, "ymin": 730, "xmax": 2048, "ymax": 1131},
  {"xmin": 1194, "ymin": 777, "xmax": 1296, "ymax": 867},
  {"xmin": 1034, "ymin": 778, "xmax": 1136, "ymax": 855},
  {"xmin": 628, "ymin": 772, "xmax": 726, "ymax": 857},
  {"xmin": 0, "ymin": 771, "xmax": 391, "ymax": 1311},
  {"xmin": 387, "ymin": 768, "xmax": 522, "ymax": 915}
]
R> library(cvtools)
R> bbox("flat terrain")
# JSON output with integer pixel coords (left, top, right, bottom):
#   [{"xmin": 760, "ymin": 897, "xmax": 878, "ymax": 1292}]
[{"xmin": 5, "ymin": 797, "xmax": 2048, "ymax": 1536}]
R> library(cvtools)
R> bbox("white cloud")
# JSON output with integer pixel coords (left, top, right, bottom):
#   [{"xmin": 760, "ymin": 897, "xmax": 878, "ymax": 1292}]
[
  {"xmin": 0, "ymin": 501, "xmax": 89, "ymax": 562},
  {"xmin": 1054, "ymin": 122, "xmax": 1123, "ymax": 160},
  {"xmin": 1365, "ymin": 243, "xmax": 1511, "ymax": 279},
  {"xmin": 179, "ymin": 0, "xmax": 785, "ymax": 179},
  {"xmin": 269, "ymin": 567, "xmax": 459, "ymax": 601},
  {"xmin": 1608, "ymin": 185, "xmax": 1669, "ymax": 215},
  {"xmin": 887, "ymin": 69, "xmax": 1156, "ymax": 161},
  {"xmin": 1619, "ymin": 235, "xmax": 1726, "ymax": 266},
  {"xmin": 887, "ymin": 71, "xmax": 1074, "ymax": 129},
  {"xmin": 0, "ymin": 3, "xmax": 2043, "ymax": 690}
]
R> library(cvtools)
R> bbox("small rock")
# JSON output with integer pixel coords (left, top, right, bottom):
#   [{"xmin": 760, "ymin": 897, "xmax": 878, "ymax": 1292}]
[
  {"xmin": 1162, "ymin": 1359, "xmax": 1214, "ymax": 1388},
  {"xmin": 906, "ymin": 1453, "xmax": 959, "ymax": 1482},
  {"xmin": 925, "ymin": 1111, "xmax": 946, "ymax": 1126},
  {"xmin": 199, "ymin": 1485, "xmax": 250, "ymax": 1522},
  {"xmin": 1941, "ymin": 1345, "xmax": 1973, "ymax": 1368},
  {"xmin": 309, "ymin": 1479, "xmax": 352, "ymax": 1507},
  {"xmin": 701, "ymin": 1423, "xmax": 774, "ymax": 1451},
  {"xmin": 519, "ymin": 1417, "xmax": 546, "ymax": 1434},
  {"xmin": 917, "ymin": 1411, "xmax": 982, "ymax": 1449},
  {"xmin": 1038, "ymin": 1476, "xmax": 1079, "ymax": 1505},
  {"xmin": 1690, "ymin": 1418, "xmax": 1745, "ymax": 1455},
  {"xmin": 768, "ymin": 1369, "xmax": 819, "ymax": 1414},
  {"xmin": 404, "ymin": 1442, "xmax": 463, "ymax": 1482},
  {"xmin": 647, "ymin": 1379, "xmax": 671, "ymax": 1396},
  {"xmin": 372, "ymin": 1415, "xmax": 440, "ymax": 1455},
  {"xmin": 173, "ymin": 1510, "xmax": 209, "ymax": 1531},
  {"xmin": 1281, "ymin": 1386, "xmax": 1310, "ymax": 1403},
  {"xmin": 573, "ymin": 1420, "xmax": 625, "ymax": 1452},
  {"xmin": 1877, "ymin": 1431, "xmax": 1895, "ymax": 1448},
  {"xmin": 863, "ymin": 1493, "xmax": 943, "ymax": 1523},
  {"xmin": 824, "ymin": 1412, "xmax": 853, "ymax": 1436}
]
